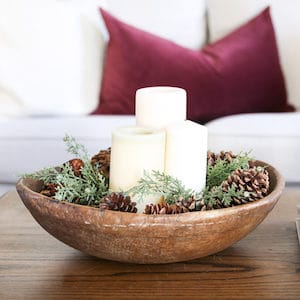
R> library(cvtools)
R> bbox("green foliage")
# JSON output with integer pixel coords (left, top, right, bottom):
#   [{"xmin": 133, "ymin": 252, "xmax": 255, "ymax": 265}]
[
  {"xmin": 54, "ymin": 163, "xmax": 107, "ymax": 206},
  {"xmin": 203, "ymin": 151, "xmax": 255, "ymax": 208},
  {"xmin": 206, "ymin": 152, "xmax": 251, "ymax": 189},
  {"xmin": 127, "ymin": 152, "xmax": 255, "ymax": 208},
  {"xmin": 23, "ymin": 134, "xmax": 108, "ymax": 206},
  {"xmin": 127, "ymin": 170, "xmax": 198, "ymax": 205},
  {"xmin": 63, "ymin": 134, "xmax": 89, "ymax": 162},
  {"xmin": 202, "ymin": 184, "xmax": 245, "ymax": 208},
  {"xmin": 23, "ymin": 166, "xmax": 59, "ymax": 184}
]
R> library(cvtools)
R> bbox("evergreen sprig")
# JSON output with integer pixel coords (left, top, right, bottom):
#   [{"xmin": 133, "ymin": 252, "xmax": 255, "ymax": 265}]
[
  {"xmin": 127, "ymin": 152, "xmax": 255, "ymax": 208},
  {"xmin": 202, "ymin": 151, "xmax": 258, "ymax": 208},
  {"xmin": 206, "ymin": 152, "xmax": 251, "ymax": 189},
  {"xmin": 23, "ymin": 166, "xmax": 60, "ymax": 184},
  {"xmin": 127, "ymin": 170, "xmax": 198, "ymax": 205},
  {"xmin": 23, "ymin": 134, "xmax": 108, "ymax": 206},
  {"xmin": 63, "ymin": 134, "xmax": 89, "ymax": 162},
  {"xmin": 202, "ymin": 184, "xmax": 246, "ymax": 208}
]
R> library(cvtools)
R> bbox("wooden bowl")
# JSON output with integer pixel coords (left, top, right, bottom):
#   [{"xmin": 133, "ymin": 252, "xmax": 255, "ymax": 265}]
[{"xmin": 16, "ymin": 161, "xmax": 285, "ymax": 264}]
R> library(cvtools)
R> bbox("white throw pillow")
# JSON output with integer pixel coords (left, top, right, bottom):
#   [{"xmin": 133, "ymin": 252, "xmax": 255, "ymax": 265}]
[
  {"xmin": 0, "ymin": 0, "xmax": 106, "ymax": 116},
  {"xmin": 207, "ymin": 0, "xmax": 300, "ymax": 110},
  {"xmin": 0, "ymin": 0, "xmax": 208, "ymax": 117},
  {"xmin": 104, "ymin": 0, "xmax": 207, "ymax": 50}
]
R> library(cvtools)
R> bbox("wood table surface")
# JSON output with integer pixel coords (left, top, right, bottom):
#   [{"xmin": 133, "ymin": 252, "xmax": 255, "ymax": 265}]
[{"xmin": 0, "ymin": 189, "xmax": 300, "ymax": 300}]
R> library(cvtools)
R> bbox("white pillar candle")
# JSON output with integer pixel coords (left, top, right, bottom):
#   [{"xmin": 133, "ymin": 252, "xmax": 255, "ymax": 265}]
[
  {"xmin": 136, "ymin": 86, "xmax": 187, "ymax": 129},
  {"xmin": 109, "ymin": 126, "xmax": 166, "ymax": 212},
  {"xmin": 165, "ymin": 120, "xmax": 207, "ymax": 192}
]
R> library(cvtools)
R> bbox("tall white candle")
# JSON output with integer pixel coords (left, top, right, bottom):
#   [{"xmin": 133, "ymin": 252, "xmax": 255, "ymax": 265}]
[
  {"xmin": 109, "ymin": 126, "xmax": 166, "ymax": 212},
  {"xmin": 136, "ymin": 86, "xmax": 187, "ymax": 129},
  {"xmin": 165, "ymin": 120, "xmax": 207, "ymax": 192}
]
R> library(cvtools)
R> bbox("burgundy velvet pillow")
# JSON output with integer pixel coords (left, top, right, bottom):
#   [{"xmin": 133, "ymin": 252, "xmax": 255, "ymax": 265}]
[{"xmin": 93, "ymin": 7, "xmax": 294, "ymax": 122}]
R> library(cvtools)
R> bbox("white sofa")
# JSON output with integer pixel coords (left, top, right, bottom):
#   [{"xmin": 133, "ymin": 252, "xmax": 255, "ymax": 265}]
[{"xmin": 0, "ymin": 0, "xmax": 299, "ymax": 184}]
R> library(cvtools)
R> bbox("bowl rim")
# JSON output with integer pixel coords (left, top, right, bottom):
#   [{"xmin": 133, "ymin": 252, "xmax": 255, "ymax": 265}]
[{"xmin": 16, "ymin": 160, "xmax": 285, "ymax": 222}]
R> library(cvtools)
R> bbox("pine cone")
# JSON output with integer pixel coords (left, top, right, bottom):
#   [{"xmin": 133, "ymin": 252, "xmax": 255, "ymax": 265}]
[
  {"xmin": 68, "ymin": 158, "xmax": 84, "ymax": 176},
  {"xmin": 100, "ymin": 192, "xmax": 137, "ymax": 213},
  {"xmin": 191, "ymin": 198, "xmax": 212, "ymax": 211},
  {"xmin": 222, "ymin": 166, "xmax": 270, "ymax": 205},
  {"xmin": 178, "ymin": 197, "xmax": 197, "ymax": 211},
  {"xmin": 91, "ymin": 148, "xmax": 111, "ymax": 179},
  {"xmin": 177, "ymin": 196, "xmax": 211, "ymax": 212},
  {"xmin": 144, "ymin": 196, "xmax": 213, "ymax": 214},
  {"xmin": 144, "ymin": 202, "xmax": 190, "ymax": 214},
  {"xmin": 144, "ymin": 196, "xmax": 200, "ymax": 214},
  {"xmin": 207, "ymin": 150, "xmax": 237, "ymax": 166},
  {"xmin": 40, "ymin": 183, "xmax": 57, "ymax": 197}
]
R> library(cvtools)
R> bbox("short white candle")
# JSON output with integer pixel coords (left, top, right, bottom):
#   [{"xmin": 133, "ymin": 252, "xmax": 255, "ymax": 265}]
[
  {"xmin": 165, "ymin": 120, "xmax": 207, "ymax": 192},
  {"xmin": 109, "ymin": 126, "xmax": 166, "ymax": 212},
  {"xmin": 136, "ymin": 86, "xmax": 187, "ymax": 129}
]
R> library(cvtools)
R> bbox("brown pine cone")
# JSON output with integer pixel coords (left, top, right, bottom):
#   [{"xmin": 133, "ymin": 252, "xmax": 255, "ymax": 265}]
[
  {"xmin": 178, "ymin": 197, "xmax": 194, "ymax": 210},
  {"xmin": 193, "ymin": 198, "xmax": 212, "ymax": 211},
  {"xmin": 222, "ymin": 166, "xmax": 270, "ymax": 204},
  {"xmin": 68, "ymin": 158, "xmax": 84, "ymax": 176},
  {"xmin": 100, "ymin": 192, "xmax": 137, "ymax": 213},
  {"xmin": 144, "ymin": 196, "xmax": 212, "ymax": 214},
  {"xmin": 40, "ymin": 183, "xmax": 57, "ymax": 197},
  {"xmin": 144, "ymin": 202, "xmax": 190, "ymax": 214},
  {"xmin": 207, "ymin": 150, "xmax": 237, "ymax": 166},
  {"xmin": 91, "ymin": 148, "xmax": 111, "ymax": 179},
  {"xmin": 177, "ymin": 196, "xmax": 208, "ymax": 212},
  {"xmin": 145, "ymin": 196, "xmax": 187, "ymax": 214},
  {"xmin": 144, "ymin": 203, "xmax": 165, "ymax": 214}
]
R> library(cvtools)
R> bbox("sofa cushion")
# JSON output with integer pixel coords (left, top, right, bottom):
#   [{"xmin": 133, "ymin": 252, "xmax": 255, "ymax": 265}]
[
  {"xmin": 94, "ymin": 8, "xmax": 293, "ymax": 123},
  {"xmin": 206, "ymin": 112, "xmax": 300, "ymax": 182},
  {"xmin": 207, "ymin": 0, "xmax": 300, "ymax": 111},
  {"xmin": 0, "ymin": 0, "xmax": 105, "ymax": 116}
]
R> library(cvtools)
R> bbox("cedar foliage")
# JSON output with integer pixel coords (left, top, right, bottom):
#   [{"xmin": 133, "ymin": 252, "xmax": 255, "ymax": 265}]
[{"xmin": 23, "ymin": 135, "xmax": 108, "ymax": 206}]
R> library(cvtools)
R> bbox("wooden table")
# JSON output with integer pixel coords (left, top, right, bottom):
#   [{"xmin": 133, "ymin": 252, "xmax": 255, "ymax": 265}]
[{"xmin": 1, "ymin": 189, "xmax": 300, "ymax": 300}]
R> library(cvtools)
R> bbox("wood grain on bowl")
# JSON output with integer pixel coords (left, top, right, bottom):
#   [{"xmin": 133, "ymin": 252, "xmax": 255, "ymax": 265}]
[{"xmin": 16, "ymin": 161, "xmax": 285, "ymax": 264}]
